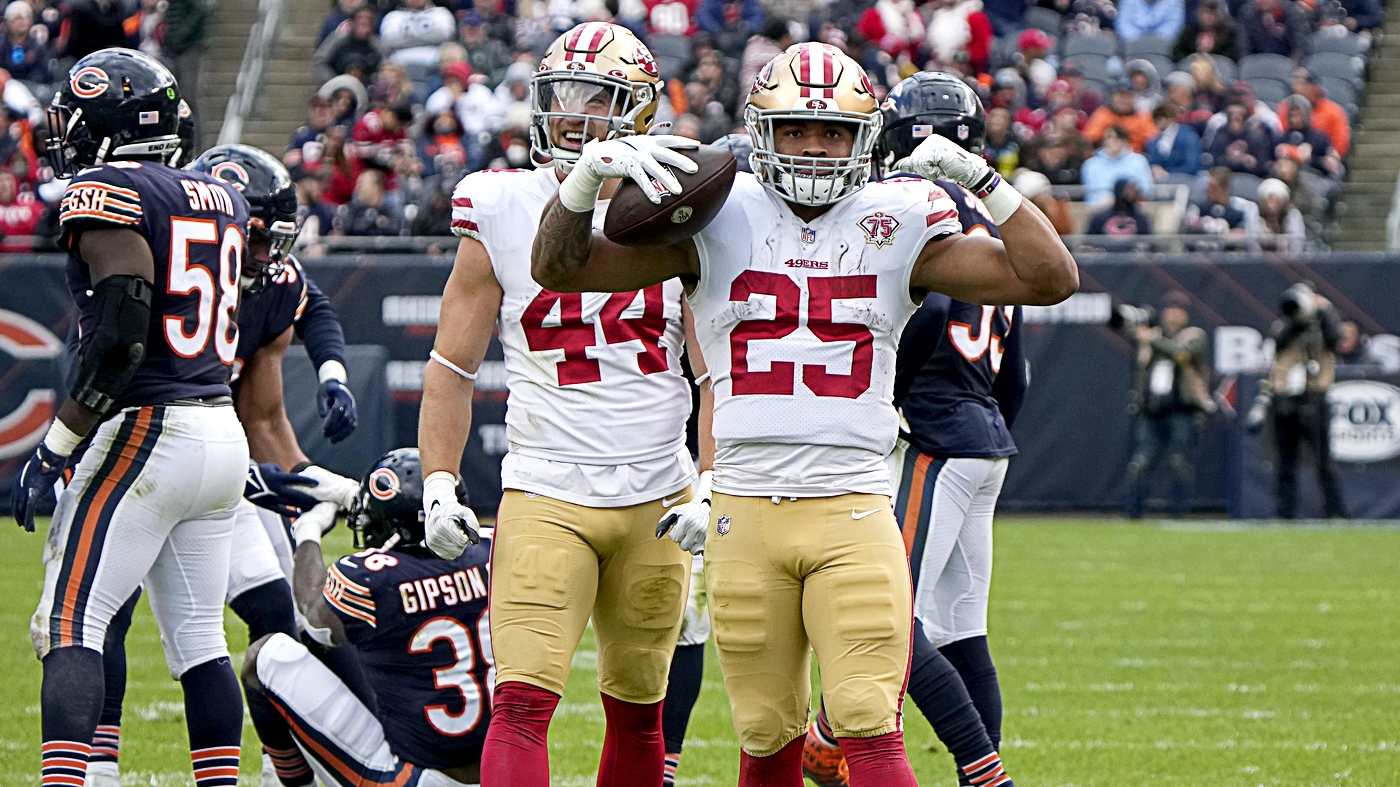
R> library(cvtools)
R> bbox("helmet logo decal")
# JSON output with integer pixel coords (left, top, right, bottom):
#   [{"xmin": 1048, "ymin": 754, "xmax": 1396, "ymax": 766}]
[
  {"xmin": 138, "ymin": 110, "xmax": 159, "ymax": 125},
  {"xmin": 210, "ymin": 161, "xmax": 251, "ymax": 191},
  {"xmin": 751, "ymin": 60, "xmax": 776, "ymax": 94},
  {"xmin": 912, "ymin": 124, "xmax": 933, "ymax": 138},
  {"xmin": 70, "ymin": 66, "xmax": 109, "ymax": 99},
  {"xmin": 858, "ymin": 211, "xmax": 901, "ymax": 248},
  {"xmin": 958, "ymin": 124, "xmax": 969, "ymax": 140},
  {"xmin": 633, "ymin": 44, "xmax": 658, "ymax": 78},
  {"xmin": 369, "ymin": 467, "xmax": 401, "ymax": 500},
  {"xmin": 806, "ymin": 99, "xmax": 829, "ymax": 110}
]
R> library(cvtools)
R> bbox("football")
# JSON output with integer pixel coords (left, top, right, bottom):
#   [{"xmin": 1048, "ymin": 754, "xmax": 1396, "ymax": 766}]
[{"xmin": 603, "ymin": 144, "xmax": 738, "ymax": 247}]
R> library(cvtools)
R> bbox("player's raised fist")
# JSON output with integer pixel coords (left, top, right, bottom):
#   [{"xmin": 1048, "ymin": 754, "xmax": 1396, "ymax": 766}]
[
  {"xmin": 906, "ymin": 133, "xmax": 996, "ymax": 193},
  {"xmin": 422, "ymin": 470, "xmax": 479, "ymax": 559}
]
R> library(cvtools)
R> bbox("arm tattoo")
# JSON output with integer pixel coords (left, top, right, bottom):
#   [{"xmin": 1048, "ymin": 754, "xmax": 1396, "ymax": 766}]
[{"xmin": 532, "ymin": 195, "xmax": 596, "ymax": 287}]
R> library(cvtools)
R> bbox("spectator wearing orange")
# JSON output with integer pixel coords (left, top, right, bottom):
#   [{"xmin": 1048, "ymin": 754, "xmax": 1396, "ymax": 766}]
[
  {"xmin": 1282, "ymin": 68, "xmax": 1349, "ymax": 156},
  {"xmin": 1276, "ymin": 94, "xmax": 1342, "ymax": 178},
  {"xmin": 1085, "ymin": 81, "xmax": 1158, "ymax": 152}
]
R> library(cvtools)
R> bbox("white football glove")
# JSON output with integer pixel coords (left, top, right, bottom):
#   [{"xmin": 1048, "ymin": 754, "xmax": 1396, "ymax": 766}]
[
  {"xmin": 291, "ymin": 502, "xmax": 339, "ymax": 548},
  {"xmin": 906, "ymin": 133, "xmax": 995, "ymax": 191},
  {"xmin": 294, "ymin": 464, "xmax": 361, "ymax": 510},
  {"xmin": 557, "ymin": 135, "xmax": 699, "ymax": 211},
  {"xmin": 422, "ymin": 471, "xmax": 480, "ymax": 560},
  {"xmin": 656, "ymin": 471, "xmax": 711, "ymax": 555}
]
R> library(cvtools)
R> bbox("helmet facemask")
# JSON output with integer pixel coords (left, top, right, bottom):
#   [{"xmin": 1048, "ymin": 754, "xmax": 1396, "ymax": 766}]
[
  {"xmin": 242, "ymin": 218, "xmax": 298, "ymax": 295},
  {"xmin": 746, "ymin": 108, "xmax": 882, "ymax": 207},
  {"xmin": 46, "ymin": 99, "xmax": 184, "ymax": 177},
  {"xmin": 529, "ymin": 71, "xmax": 652, "ymax": 171}
]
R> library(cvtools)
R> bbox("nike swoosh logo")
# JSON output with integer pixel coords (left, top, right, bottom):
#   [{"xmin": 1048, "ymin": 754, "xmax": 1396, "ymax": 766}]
[
  {"xmin": 851, "ymin": 509, "xmax": 882, "ymax": 520},
  {"xmin": 662, "ymin": 495, "xmax": 686, "ymax": 508}
]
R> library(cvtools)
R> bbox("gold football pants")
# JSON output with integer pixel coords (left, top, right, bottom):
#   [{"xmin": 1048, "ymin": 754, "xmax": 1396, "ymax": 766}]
[
  {"xmin": 706, "ymin": 492, "xmax": 913, "ymax": 756},
  {"xmin": 490, "ymin": 490, "xmax": 693, "ymax": 703}
]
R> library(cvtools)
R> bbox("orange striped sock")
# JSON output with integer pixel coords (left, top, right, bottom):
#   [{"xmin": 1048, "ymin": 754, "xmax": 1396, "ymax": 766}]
[{"xmin": 41, "ymin": 740, "xmax": 90, "ymax": 787}]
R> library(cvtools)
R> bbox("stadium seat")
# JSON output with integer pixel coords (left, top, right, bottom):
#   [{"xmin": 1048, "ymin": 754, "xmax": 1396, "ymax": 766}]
[
  {"xmin": 1248, "ymin": 78, "xmax": 1290, "ymax": 105},
  {"xmin": 1066, "ymin": 53, "xmax": 1114, "ymax": 82},
  {"xmin": 1305, "ymin": 52, "xmax": 1366, "ymax": 91},
  {"xmin": 1063, "ymin": 31, "xmax": 1120, "ymax": 59},
  {"xmin": 1311, "ymin": 28, "xmax": 1367, "ymax": 57},
  {"xmin": 1139, "ymin": 54, "xmax": 1177, "ymax": 78},
  {"xmin": 1083, "ymin": 76, "xmax": 1112, "ymax": 99},
  {"xmin": 1023, "ymin": 6, "xmax": 1064, "ymax": 35},
  {"xmin": 1320, "ymin": 76, "xmax": 1358, "ymax": 107},
  {"xmin": 1239, "ymin": 53, "xmax": 1297, "ymax": 84},
  {"xmin": 1229, "ymin": 172, "xmax": 1263, "ymax": 200},
  {"xmin": 1124, "ymin": 34, "xmax": 1173, "ymax": 57}
]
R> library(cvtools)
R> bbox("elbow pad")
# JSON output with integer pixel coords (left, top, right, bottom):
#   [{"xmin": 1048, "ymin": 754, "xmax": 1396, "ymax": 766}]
[{"xmin": 72, "ymin": 274, "xmax": 153, "ymax": 415}]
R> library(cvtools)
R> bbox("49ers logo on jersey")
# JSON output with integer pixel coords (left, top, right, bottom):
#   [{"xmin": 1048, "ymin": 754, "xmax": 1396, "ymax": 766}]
[{"xmin": 857, "ymin": 212, "xmax": 900, "ymax": 248}]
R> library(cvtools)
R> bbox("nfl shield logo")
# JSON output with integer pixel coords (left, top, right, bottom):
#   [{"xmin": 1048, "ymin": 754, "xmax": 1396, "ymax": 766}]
[
  {"xmin": 716, "ymin": 515, "xmax": 731, "ymax": 536},
  {"xmin": 801, "ymin": 227, "xmax": 816, "ymax": 244},
  {"xmin": 957, "ymin": 124, "xmax": 969, "ymax": 140}
]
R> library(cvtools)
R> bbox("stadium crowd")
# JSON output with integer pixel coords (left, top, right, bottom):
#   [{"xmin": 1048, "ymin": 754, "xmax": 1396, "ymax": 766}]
[{"xmin": 0, "ymin": 0, "xmax": 1380, "ymax": 250}]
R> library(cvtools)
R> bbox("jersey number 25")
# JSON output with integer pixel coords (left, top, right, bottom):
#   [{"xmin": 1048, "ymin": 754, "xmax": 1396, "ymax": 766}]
[{"xmin": 165, "ymin": 216, "xmax": 242, "ymax": 364}]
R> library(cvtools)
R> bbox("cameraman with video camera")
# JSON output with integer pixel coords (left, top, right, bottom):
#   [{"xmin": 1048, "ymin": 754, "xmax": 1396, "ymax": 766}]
[
  {"xmin": 1246, "ymin": 283, "xmax": 1348, "ymax": 519},
  {"xmin": 1120, "ymin": 291, "xmax": 1214, "ymax": 518}
]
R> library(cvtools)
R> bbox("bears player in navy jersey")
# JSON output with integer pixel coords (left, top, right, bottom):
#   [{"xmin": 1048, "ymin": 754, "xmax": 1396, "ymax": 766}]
[
  {"xmin": 12, "ymin": 48, "xmax": 252, "ymax": 787},
  {"xmin": 801, "ymin": 72, "xmax": 1025, "ymax": 787},
  {"xmin": 79, "ymin": 144, "xmax": 363, "ymax": 786},
  {"xmin": 242, "ymin": 449, "xmax": 492, "ymax": 787}
]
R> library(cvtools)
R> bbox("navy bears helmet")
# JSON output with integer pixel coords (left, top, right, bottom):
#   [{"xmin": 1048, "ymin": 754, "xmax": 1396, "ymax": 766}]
[
  {"xmin": 46, "ymin": 48, "xmax": 184, "ymax": 177},
  {"xmin": 349, "ymin": 448, "xmax": 468, "ymax": 550},
  {"xmin": 189, "ymin": 144, "xmax": 300, "ymax": 293},
  {"xmin": 876, "ymin": 71, "xmax": 986, "ymax": 174}
]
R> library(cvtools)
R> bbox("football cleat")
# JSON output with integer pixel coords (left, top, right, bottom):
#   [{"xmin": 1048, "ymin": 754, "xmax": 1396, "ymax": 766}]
[{"xmin": 801, "ymin": 720, "xmax": 850, "ymax": 787}]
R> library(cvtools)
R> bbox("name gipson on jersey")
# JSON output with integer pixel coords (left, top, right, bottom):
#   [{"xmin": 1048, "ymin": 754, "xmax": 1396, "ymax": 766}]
[{"xmin": 399, "ymin": 566, "xmax": 490, "ymax": 615}]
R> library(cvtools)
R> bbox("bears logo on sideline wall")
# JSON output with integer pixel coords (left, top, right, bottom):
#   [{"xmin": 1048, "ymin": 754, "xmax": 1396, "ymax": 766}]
[{"xmin": 0, "ymin": 309, "xmax": 62, "ymax": 459}]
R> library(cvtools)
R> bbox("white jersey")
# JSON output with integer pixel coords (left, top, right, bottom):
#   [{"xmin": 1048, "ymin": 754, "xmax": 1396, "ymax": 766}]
[
  {"xmin": 688, "ymin": 173, "xmax": 962, "ymax": 497},
  {"xmin": 451, "ymin": 167, "xmax": 694, "ymax": 507}
]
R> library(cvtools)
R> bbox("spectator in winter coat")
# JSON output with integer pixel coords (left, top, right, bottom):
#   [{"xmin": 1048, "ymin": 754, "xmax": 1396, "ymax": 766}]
[
  {"xmin": 1027, "ymin": 118, "xmax": 1090, "ymax": 185},
  {"xmin": 1146, "ymin": 101, "xmax": 1202, "ymax": 179},
  {"xmin": 1163, "ymin": 71, "xmax": 1214, "ymax": 132},
  {"xmin": 1318, "ymin": 0, "xmax": 1383, "ymax": 32},
  {"xmin": 1082, "ymin": 124, "xmax": 1154, "ymax": 207},
  {"xmin": 645, "ymin": 0, "xmax": 701, "ymax": 36},
  {"xmin": 1202, "ymin": 99, "xmax": 1275, "ymax": 176},
  {"xmin": 1017, "ymin": 27, "xmax": 1056, "ymax": 95},
  {"xmin": 313, "ymin": 7, "xmax": 383, "ymax": 84},
  {"xmin": 319, "ymin": 0, "xmax": 366, "ymax": 47},
  {"xmin": 1088, "ymin": 178, "xmax": 1155, "ymax": 236},
  {"xmin": 1236, "ymin": 0, "xmax": 1311, "ymax": 59},
  {"xmin": 739, "ymin": 17, "xmax": 789, "ymax": 93},
  {"xmin": 1116, "ymin": 0, "xmax": 1184, "ymax": 43},
  {"xmin": 0, "ymin": 169, "xmax": 40, "ymax": 251},
  {"xmin": 379, "ymin": 0, "xmax": 454, "ymax": 67},
  {"xmin": 1256, "ymin": 177, "xmax": 1306, "ymax": 251},
  {"xmin": 1284, "ymin": 68, "xmax": 1349, "ymax": 156},
  {"xmin": 1058, "ymin": 60, "xmax": 1104, "ymax": 115},
  {"xmin": 3, "ymin": 2, "xmax": 48, "ymax": 88},
  {"xmin": 1172, "ymin": 0, "xmax": 1236, "ymax": 60},
  {"xmin": 856, "ymin": 0, "xmax": 924, "ymax": 59},
  {"xmin": 698, "ymin": 0, "xmax": 766, "ymax": 54},
  {"xmin": 287, "ymin": 94, "xmax": 338, "ymax": 171},
  {"xmin": 688, "ymin": 49, "xmax": 742, "ymax": 116},
  {"xmin": 1181, "ymin": 165, "xmax": 1258, "ymax": 239},
  {"xmin": 341, "ymin": 169, "xmax": 404, "ymax": 236},
  {"xmin": 1275, "ymin": 94, "xmax": 1342, "ymax": 178},
  {"xmin": 926, "ymin": 0, "xmax": 993, "ymax": 76},
  {"xmin": 460, "ymin": 11, "xmax": 513, "ymax": 87},
  {"xmin": 983, "ymin": 106, "xmax": 1021, "ymax": 176},
  {"xmin": 1203, "ymin": 80, "xmax": 1282, "ymax": 142},
  {"xmin": 1085, "ymin": 81, "xmax": 1158, "ymax": 152},
  {"xmin": 1124, "ymin": 59, "xmax": 1163, "ymax": 114}
]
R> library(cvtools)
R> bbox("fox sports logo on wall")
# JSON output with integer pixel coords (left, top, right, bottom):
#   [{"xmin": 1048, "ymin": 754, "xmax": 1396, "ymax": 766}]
[{"xmin": 1328, "ymin": 380, "xmax": 1400, "ymax": 463}]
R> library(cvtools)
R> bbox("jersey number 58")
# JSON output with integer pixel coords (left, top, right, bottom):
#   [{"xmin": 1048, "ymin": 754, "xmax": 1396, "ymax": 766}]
[{"xmin": 164, "ymin": 216, "xmax": 242, "ymax": 364}]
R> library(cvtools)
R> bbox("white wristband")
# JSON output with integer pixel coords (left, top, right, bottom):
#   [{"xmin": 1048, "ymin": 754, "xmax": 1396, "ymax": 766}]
[
  {"xmin": 694, "ymin": 469, "xmax": 713, "ymax": 504},
  {"xmin": 557, "ymin": 165, "xmax": 606, "ymax": 213},
  {"xmin": 423, "ymin": 471, "xmax": 460, "ymax": 510},
  {"xmin": 430, "ymin": 350, "xmax": 476, "ymax": 381},
  {"xmin": 42, "ymin": 419, "xmax": 83, "ymax": 457},
  {"xmin": 982, "ymin": 178, "xmax": 1023, "ymax": 226},
  {"xmin": 318, "ymin": 360, "xmax": 348, "ymax": 384}
]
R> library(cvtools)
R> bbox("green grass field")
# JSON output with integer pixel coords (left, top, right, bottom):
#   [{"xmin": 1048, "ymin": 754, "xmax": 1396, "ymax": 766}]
[{"xmin": 1, "ymin": 518, "xmax": 1398, "ymax": 786}]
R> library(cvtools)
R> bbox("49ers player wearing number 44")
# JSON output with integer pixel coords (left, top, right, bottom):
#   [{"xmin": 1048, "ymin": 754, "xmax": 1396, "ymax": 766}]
[
  {"xmin": 532, "ymin": 42, "xmax": 1077, "ymax": 787},
  {"xmin": 418, "ymin": 22, "xmax": 706, "ymax": 787}
]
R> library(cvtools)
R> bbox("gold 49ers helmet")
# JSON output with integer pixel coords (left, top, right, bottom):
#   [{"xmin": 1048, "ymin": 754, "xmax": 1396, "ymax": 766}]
[
  {"xmin": 530, "ymin": 22, "xmax": 662, "ymax": 170},
  {"xmin": 745, "ymin": 43, "xmax": 882, "ymax": 206}
]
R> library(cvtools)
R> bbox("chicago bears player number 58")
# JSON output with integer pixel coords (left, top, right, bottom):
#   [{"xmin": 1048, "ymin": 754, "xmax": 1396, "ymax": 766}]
[{"xmin": 15, "ymin": 48, "xmax": 252, "ymax": 787}]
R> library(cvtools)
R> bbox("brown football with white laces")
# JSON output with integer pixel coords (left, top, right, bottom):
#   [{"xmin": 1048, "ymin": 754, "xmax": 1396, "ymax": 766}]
[{"xmin": 602, "ymin": 144, "xmax": 738, "ymax": 247}]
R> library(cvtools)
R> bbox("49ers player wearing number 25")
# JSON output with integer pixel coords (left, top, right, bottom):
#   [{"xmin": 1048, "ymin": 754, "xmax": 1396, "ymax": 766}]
[
  {"xmin": 418, "ymin": 22, "xmax": 707, "ymax": 787},
  {"xmin": 532, "ymin": 43, "xmax": 1078, "ymax": 786}
]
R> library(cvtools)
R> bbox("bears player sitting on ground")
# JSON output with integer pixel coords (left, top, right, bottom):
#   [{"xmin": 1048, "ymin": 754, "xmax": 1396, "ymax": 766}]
[
  {"xmin": 82, "ymin": 144, "xmax": 363, "ymax": 787},
  {"xmin": 803, "ymin": 71, "xmax": 1023, "ymax": 787},
  {"xmin": 14, "ymin": 48, "xmax": 253, "ymax": 787},
  {"xmin": 420, "ymin": 22, "xmax": 707, "ymax": 787},
  {"xmin": 244, "ymin": 448, "xmax": 492, "ymax": 787},
  {"xmin": 531, "ymin": 42, "xmax": 1076, "ymax": 787}
]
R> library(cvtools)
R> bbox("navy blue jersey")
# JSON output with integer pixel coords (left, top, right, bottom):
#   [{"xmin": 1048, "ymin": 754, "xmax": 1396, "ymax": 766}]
[
  {"xmin": 60, "ymin": 161, "xmax": 250, "ymax": 410},
  {"xmin": 892, "ymin": 176, "xmax": 1027, "ymax": 459},
  {"xmin": 231, "ymin": 259, "xmax": 309, "ymax": 381},
  {"xmin": 322, "ymin": 540, "xmax": 493, "ymax": 771}
]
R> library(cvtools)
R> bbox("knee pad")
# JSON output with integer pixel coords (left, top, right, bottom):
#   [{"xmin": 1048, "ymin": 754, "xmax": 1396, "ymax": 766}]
[
  {"xmin": 708, "ymin": 569, "xmax": 767, "ymax": 654},
  {"xmin": 616, "ymin": 559, "xmax": 686, "ymax": 631},
  {"xmin": 829, "ymin": 565, "xmax": 900, "ymax": 642}
]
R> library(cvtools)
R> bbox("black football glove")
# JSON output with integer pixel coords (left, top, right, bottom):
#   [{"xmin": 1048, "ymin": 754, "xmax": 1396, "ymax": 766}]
[
  {"xmin": 12, "ymin": 443, "xmax": 67, "ymax": 532},
  {"xmin": 245, "ymin": 462, "xmax": 320, "ymax": 517},
  {"xmin": 318, "ymin": 379, "xmax": 358, "ymax": 444}
]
